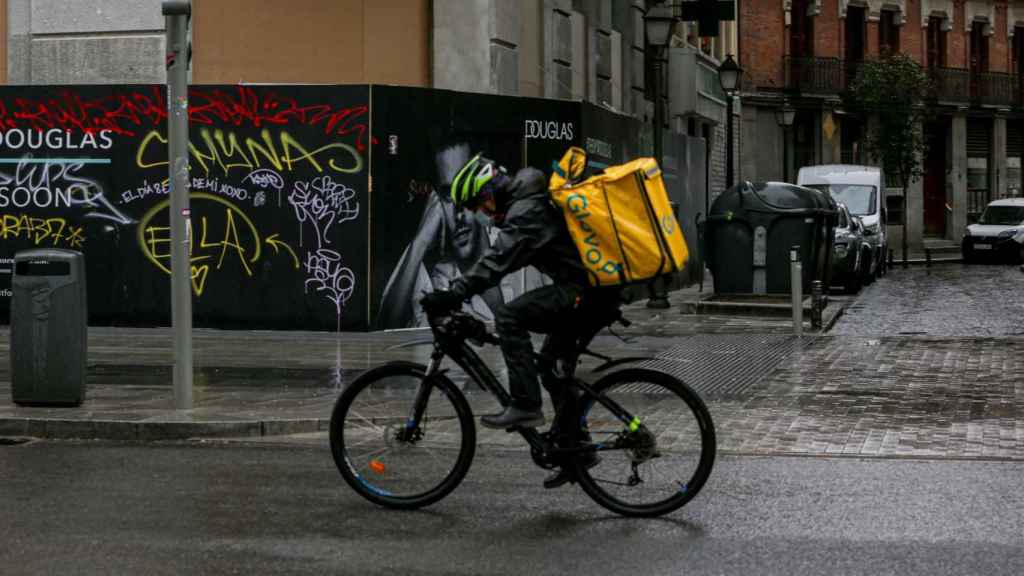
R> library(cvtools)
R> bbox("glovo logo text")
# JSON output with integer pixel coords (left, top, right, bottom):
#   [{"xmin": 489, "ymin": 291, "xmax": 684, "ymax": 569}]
[{"xmin": 566, "ymin": 190, "xmax": 621, "ymax": 277}]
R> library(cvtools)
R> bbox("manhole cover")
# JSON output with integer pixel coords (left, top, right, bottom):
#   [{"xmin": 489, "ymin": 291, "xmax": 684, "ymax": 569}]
[{"xmin": 628, "ymin": 334, "xmax": 819, "ymax": 400}]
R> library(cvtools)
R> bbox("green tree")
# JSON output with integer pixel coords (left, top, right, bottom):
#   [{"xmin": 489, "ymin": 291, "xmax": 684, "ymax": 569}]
[{"xmin": 843, "ymin": 52, "xmax": 933, "ymax": 264}]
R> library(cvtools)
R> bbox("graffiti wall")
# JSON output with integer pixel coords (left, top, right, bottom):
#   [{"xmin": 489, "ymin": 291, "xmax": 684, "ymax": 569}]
[
  {"xmin": 369, "ymin": 86, "xmax": 579, "ymax": 329},
  {"xmin": 0, "ymin": 85, "xmax": 370, "ymax": 330},
  {"xmin": 0, "ymin": 84, "xmax": 704, "ymax": 331}
]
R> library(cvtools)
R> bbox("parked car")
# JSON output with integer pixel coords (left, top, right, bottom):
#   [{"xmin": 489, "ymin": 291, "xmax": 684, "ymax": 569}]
[
  {"xmin": 798, "ymin": 165, "xmax": 888, "ymax": 282},
  {"xmin": 831, "ymin": 202, "xmax": 868, "ymax": 293},
  {"xmin": 961, "ymin": 198, "xmax": 1024, "ymax": 263}
]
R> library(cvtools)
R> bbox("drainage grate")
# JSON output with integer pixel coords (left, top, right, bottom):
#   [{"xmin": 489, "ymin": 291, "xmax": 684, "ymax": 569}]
[{"xmin": 623, "ymin": 334, "xmax": 817, "ymax": 400}]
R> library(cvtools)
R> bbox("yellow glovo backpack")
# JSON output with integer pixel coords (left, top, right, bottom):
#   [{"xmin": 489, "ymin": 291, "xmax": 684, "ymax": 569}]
[{"xmin": 548, "ymin": 147, "xmax": 689, "ymax": 287}]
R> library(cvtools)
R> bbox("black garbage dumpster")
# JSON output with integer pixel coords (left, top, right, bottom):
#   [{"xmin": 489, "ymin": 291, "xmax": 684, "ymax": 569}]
[
  {"xmin": 705, "ymin": 182, "xmax": 837, "ymax": 294},
  {"xmin": 10, "ymin": 249, "xmax": 88, "ymax": 406}
]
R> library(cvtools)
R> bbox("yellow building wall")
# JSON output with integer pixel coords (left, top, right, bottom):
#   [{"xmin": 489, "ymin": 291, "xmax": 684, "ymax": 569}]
[{"xmin": 192, "ymin": 0, "xmax": 430, "ymax": 86}]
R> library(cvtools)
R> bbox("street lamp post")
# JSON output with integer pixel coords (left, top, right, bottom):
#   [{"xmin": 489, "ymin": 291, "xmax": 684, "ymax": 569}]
[
  {"xmin": 718, "ymin": 54, "xmax": 743, "ymax": 190},
  {"xmin": 774, "ymin": 101, "xmax": 796, "ymax": 182},
  {"xmin": 643, "ymin": 4, "xmax": 676, "ymax": 310},
  {"xmin": 163, "ymin": 0, "xmax": 193, "ymax": 409}
]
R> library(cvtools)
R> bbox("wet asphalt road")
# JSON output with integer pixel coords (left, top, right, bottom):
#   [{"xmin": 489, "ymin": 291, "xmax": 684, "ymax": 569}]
[{"xmin": 2, "ymin": 440, "xmax": 1022, "ymax": 576}]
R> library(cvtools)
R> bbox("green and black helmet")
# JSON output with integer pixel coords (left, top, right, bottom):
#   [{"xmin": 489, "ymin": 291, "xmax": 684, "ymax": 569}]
[{"xmin": 450, "ymin": 154, "xmax": 505, "ymax": 209}]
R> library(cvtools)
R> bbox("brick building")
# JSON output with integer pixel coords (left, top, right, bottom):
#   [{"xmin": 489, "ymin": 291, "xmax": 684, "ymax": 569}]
[{"xmin": 739, "ymin": 0, "xmax": 1024, "ymax": 251}]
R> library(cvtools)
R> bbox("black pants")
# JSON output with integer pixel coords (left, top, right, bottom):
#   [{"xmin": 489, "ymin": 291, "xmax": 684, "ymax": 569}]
[{"xmin": 494, "ymin": 284, "xmax": 618, "ymax": 412}]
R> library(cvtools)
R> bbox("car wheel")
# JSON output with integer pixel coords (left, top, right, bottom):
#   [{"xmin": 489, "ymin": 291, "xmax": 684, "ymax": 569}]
[
  {"xmin": 961, "ymin": 241, "xmax": 973, "ymax": 264},
  {"xmin": 861, "ymin": 250, "xmax": 875, "ymax": 285},
  {"xmin": 845, "ymin": 265, "xmax": 862, "ymax": 294}
]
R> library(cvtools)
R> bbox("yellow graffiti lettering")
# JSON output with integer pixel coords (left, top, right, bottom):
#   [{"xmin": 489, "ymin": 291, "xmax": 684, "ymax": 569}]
[
  {"xmin": 0, "ymin": 213, "xmax": 85, "ymax": 248},
  {"xmin": 136, "ymin": 130, "xmax": 167, "ymax": 170},
  {"xmin": 280, "ymin": 131, "xmax": 362, "ymax": 174},
  {"xmin": 137, "ymin": 193, "xmax": 271, "ymax": 297},
  {"xmin": 216, "ymin": 209, "xmax": 252, "ymax": 276},
  {"xmin": 247, "ymin": 129, "xmax": 284, "ymax": 172},
  {"xmin": 191, "ymin": 265, "xmax": 210, "ymax": 297},
  {"xmin": 212, "ymin": 129, "xmax": 256, "ymax": 174},
  {"xmin": 134, "ymin": 128, "xmax": 363, "ymax": 177}
]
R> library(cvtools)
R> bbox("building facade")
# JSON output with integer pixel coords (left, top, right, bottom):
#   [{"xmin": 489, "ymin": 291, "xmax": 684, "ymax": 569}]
[
  {"xmin": 1, "ymin": 0, "xmax": 738, "ymax": 213},
  {"xmin": 740, "ymin": 0, "xmax": 1024, "ymax": 251}
]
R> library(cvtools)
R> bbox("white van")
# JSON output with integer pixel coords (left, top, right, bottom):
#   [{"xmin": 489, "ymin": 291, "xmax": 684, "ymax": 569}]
[{"xmin": 797, "ymin": 164, "xmax": 887, "ymax": 280}]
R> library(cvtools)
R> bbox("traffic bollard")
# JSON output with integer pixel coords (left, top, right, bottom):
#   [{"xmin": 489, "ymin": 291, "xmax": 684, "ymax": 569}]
[
  {"xmin": 810, "ymin": 280, "xmax": 823, "ymax": 330},
  {"xmin": 790, "ymin": 246, "xmax": 802, "ymax": 337}
]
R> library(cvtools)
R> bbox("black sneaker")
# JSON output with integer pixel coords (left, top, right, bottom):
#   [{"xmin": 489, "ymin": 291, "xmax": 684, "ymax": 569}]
[
  {"xmin": 480, "ymin": 406, "xmax": 545, "ymax": 430},
  {"xmin": 543, "ymin": 453, "xmax": 601, "ymax": 489}
]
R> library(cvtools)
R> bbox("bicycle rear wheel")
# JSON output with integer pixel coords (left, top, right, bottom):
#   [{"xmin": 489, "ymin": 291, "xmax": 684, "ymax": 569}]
[
  {"xmin": 330, "ymin": 362, "xmax": 476, "ymax": 510},
  {"xmin": 574, "ymin": 368, "xmax": 716, "ymax": 517}
]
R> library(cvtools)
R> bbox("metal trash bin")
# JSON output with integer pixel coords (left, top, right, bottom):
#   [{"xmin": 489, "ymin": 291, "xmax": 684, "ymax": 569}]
[
  {"xmin": 10, "ymin": 249, "xmax": 87, "ymax": 406},
  {"xmin": 706, "ymin": 182, "xmax": 837, "ymax": 294}
]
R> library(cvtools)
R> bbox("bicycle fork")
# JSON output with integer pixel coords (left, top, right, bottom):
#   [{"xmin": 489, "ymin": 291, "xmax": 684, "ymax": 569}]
[{"xmin": 400, "ymin": 351, "xmax": 445, "ymax": 441}]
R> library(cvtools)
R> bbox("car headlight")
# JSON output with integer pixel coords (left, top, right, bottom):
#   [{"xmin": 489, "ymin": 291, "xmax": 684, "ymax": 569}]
[
  {"xmin": 963, "ymin": 227, "xmax": 972, "ymax": 238},
  {"xmin": 997, "ymin": 229, "xmax": 1020, "ymax": 238}
]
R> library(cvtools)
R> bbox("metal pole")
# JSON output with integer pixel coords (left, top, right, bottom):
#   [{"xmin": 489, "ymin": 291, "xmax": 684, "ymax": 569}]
[
  {"xmin": 782, "ymin": 126, "xmax": 788, "ymax": 182},
  {"xmin": 810, "ymin": 280, "xmax": 823, "ymax": 330},
  {"xmin": 646, "ymin": 47, "xmax": 670, "ymax": 309},
  {"xmin": 791, "ymin": 246, "xmax": 803, "ymax": 337},
  {"xmin": 902, "ymin": 191, "xmax": 908, "ymax": 268},
  {"xmin": 164, "ymin": 0, "xmax": 192, "ymax": 409},
  {"xmin": 653, "ymin": 51, "xmax": 663, "ymax": 168},
  {"xmin": 726, "ymin": 94, "xmax": 734, "ymax": 189}
]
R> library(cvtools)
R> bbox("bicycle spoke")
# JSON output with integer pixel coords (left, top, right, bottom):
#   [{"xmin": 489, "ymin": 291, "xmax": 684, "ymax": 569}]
[
  {"xmin": 331, "ymin": 365, "xmax": 475, "ymax": 508},
  {"xmin": 574, "ymin": 368, "xmax": 716, "ymax": 517}
]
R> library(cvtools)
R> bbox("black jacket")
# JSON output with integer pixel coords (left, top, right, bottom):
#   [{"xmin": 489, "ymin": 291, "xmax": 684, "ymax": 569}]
[{"xmin": 452, "ymin": 167, "xmax": 588, "ymax": 297}]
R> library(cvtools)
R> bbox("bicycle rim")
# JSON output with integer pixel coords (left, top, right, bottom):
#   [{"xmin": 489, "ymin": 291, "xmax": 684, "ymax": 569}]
[
  {"xmin": 330, "ymin": 362, "xmax": 476, "ymax": 509},
  {"xmin": 575, "ymin": 368, "xmax": 716, "ymax": 517}
]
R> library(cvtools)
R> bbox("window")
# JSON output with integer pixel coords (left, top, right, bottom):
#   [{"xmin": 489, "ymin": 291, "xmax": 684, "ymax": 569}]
[
  {"xmin": 1014, "ymin": 27, "xmax": 1024, "ymax": 75},
  {"xmin": 804, "ymin": 184, "xmax": 878, "ymax": 216},
  {"xmin": 790, "ymin": 0, "xmax": 814, "ymax": 57},
  {"xmin": 927, "ymin": 16, "xmax": 947, "ymax": 68},
  {"xmin": 879, "ymin": 10, "xmax": 900, "ymax": 55},
  {"xmin": 970, "ymin": 22, "xmax": 989, "ymax": 73}
]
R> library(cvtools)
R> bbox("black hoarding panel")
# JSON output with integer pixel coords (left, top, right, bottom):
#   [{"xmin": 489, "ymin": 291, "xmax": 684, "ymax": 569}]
[
  {"xmin": 369, "ymin": 86, "xmax": 580, "ymax": 330},
  {"xmin": 0, "ymin": 85, "xmax": 370, "ymax": 330}
]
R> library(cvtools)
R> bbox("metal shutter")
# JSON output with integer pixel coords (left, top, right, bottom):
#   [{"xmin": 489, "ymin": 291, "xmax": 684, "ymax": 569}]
[
  {"xmin": 1008, "ymin": 122, "xmax": 1024, "ymax": 158},
  {"xmin": 966, "ymin": 119, "xmax": 991, "ymax": 157}
]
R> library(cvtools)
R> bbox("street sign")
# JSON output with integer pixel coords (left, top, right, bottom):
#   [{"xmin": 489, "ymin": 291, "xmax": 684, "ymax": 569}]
[{"xmin": 678, "ymin": 0, "xmax": 736, "ymax": 38}]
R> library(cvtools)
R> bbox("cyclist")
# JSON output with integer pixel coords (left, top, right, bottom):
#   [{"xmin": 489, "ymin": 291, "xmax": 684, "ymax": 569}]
[{"xmin": 420, "ymin": 153, "xmax": 611, "ymax": 488}]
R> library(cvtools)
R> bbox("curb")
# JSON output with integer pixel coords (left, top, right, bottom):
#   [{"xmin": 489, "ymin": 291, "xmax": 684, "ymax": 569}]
[{"xmin": 0, "ymin": 416, "xmax": 327, "ymax": 442}]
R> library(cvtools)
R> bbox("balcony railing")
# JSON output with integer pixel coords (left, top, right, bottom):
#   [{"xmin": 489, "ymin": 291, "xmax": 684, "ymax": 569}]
[
  {"xmin": 974, "ymin": 71, "xmax": 1016, "ymax": 107},
  {"xmin": 785, "ymin": 56, "xmax": 845, "ymax": 94},
  {"xmin": 783, "ymin": 56, "xmax": 1021, "ymax": 108},
  {"xmin": 929, "ymin": 67, "xmax": 970, "ymax": 102}
]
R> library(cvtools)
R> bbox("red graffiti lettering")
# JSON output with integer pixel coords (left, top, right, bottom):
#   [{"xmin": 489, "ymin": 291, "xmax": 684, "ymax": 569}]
[{"xmin": 0, "ymin": 86, "xmax": 373, "ymax": 150}]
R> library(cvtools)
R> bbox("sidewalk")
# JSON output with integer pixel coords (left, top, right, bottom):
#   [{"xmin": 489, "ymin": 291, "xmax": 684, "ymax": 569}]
[{"xmin": 1, "ymin": 283, "xmax": 841, "ymax": 442}]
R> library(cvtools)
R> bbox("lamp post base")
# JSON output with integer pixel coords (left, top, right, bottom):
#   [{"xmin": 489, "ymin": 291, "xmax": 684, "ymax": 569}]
[{"xmin": 645, "ymin": 276, "xmax": 671, "ymax": 309}]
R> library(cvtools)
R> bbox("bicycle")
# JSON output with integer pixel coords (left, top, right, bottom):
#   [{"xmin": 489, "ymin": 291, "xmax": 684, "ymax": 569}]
[{"xmin": 329, "ymin": 306, "xmax": 716, "ymax": 518}]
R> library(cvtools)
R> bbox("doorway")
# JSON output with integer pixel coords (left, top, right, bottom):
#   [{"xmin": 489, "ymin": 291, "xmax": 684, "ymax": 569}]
[{"xmin": 923, "ymin": 121, "xmax": 948, "ymax": 236}]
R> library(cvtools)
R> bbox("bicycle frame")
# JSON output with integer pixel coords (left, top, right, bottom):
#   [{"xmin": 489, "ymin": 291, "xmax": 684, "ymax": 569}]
[{"xmin": 413, "ymin": 333, "xmax": 646, "ymax": 458}]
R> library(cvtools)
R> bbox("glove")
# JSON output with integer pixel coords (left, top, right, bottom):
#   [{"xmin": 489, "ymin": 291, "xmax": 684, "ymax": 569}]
[{"xmin": 420, "ymin": 289, "xmax": 464, "ymax": 315}]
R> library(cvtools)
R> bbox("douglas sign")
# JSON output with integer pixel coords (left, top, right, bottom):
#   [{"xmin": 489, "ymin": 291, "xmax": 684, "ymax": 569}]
[{"xmin": 524, "ymin": 119, "xmax": 575, "ymax": 141}]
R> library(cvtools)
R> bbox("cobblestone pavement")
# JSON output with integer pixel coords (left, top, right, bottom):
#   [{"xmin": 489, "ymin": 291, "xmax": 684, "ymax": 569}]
[
  {"xmin": 832, "ymin": 263, "xmax": 1024, "ymax": 337},
  {"xmin": 713, "ymin": 336, "xmax": 1024, "ymax": 459}
]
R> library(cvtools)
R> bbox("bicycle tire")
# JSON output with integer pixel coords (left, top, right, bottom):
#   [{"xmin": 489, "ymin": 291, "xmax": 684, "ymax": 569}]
[
  {"xmin": 573, "ymin": 368, "xmax": 716, "ymax": 518},
  {"xmin": 330, "ymin": 361, "xmax": 476, "ymax": 510}
]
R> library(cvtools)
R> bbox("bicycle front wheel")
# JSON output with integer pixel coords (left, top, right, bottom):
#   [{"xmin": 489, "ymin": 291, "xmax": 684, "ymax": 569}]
[
  {"xmin": 575, "ymin": 368, "xmax": 716, "ymax": 517},
  {"xmin": 330, "ymin": 362, "xmax": 476, "ymax": 510}
]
